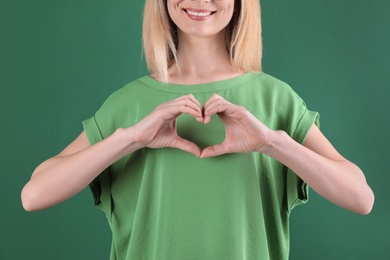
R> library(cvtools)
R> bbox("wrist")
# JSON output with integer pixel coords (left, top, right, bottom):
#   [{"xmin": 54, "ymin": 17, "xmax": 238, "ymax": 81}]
[
  {"xmin": 258, "ymin": 130, "xmax": 286, "ymax": 156},
  {"xmin": 113, "ymin": 127, "xmax": 144, "ymax": 155}
]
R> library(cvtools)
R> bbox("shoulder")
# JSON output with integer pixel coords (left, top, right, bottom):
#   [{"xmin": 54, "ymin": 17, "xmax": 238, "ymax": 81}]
[
  {"xmin": 241, "ymin": 72, "xmax": 311, "ymax": 122},
  {"xmin": 96, "ymin": 75, "xmax": 164, "ymax": 115},
  {"xmin": 91, "ymin": 76, "xmax": 156, "ymax": 133},
  {"xmin": 247, "ymin": 72, "xmax": 295, "ymax": 94},
  {"xmin": 93, "ymin": 75, "xmax": 179, "ymax": 124},
  {"xmin": 101, "ymin": 76, "xmax": 150, "ymax": 105},
  {"xmin": 243, "ymin": 72, "xmax": 303, "ymax": 105},
  {"xmin": 244, "ymin": 73, "xmax": 318, "ymax": 139}
]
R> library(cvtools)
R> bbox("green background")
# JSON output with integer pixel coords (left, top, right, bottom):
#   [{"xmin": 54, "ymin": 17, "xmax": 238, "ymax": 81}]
[{"xmin": 1, "ymin": 0, "xmax": 388, "ymax": 259}]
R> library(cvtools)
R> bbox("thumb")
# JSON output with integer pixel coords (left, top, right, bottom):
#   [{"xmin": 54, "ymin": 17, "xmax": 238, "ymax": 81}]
[
  {"xmin": 200, "ymin": 143, "xmax": 227, "ymax": 158},
  {"xmin": 170, "ymin": 137, "xmax": 201, "ymax": 157}
]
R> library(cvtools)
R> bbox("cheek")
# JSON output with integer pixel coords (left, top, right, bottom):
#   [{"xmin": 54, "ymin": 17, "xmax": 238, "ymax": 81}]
[
  {"xmin": 167, "ymin": 1, "xmax": 182, "ymax": 25},
  {"xmin": 167, "ymin": 5, "xmax": 178, "ymax": 26},
  {"xmin": 220, "ymin": 5, "xmax": 234, "ymax": 25},
  {"xmin": 218, "ymin": 1, "xmax": 235, "ymax": 16}
]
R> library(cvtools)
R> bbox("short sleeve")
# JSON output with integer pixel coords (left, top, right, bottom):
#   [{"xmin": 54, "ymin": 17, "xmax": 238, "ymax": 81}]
[
  {"xmin": 287, "ymin": 107, "xmax": 320, "ymax": 213},
  {"xmin": 82, "ymin": 116, "xmax": 112, "ymax": 215}
]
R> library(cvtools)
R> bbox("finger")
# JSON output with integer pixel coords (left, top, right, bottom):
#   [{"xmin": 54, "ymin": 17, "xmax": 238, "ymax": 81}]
[
  {"xmin": 170, "ymin": 94, "xmax": 203, "ymax": 121},
  {"xmin": 185, "ymin": 94, "xmax": 203, "ymax": 110},
  {"xmin": 181, "ymin": 96, "xmax": 203, "ymax": 121},
  {"xmin": 173, "ymin": 94, "xmax": 202, "ymax": 112},
  {"xmin": 160, "ymin": 94, "xmax": 201, "ymax": 111},
  {"xmin": 167, "ymin": 104, "xmax": 203, "ymax": 122},
  {"xmin": 203, "ymin": 93, "xmax": 223, "ymax": 108},
  {"xmin": 170, "ymin": 136, "xmax": 201, "ymax": 157},
  {"xmin": 203, "ymin": 94, "xmax": 233, "ymax": 123},
  {"xmin": 200, "ymin": 143, "xmax": 227, "ymax": 158},
  {"xmin": 203, "ymin": 100, "xmax": 229, "ymax": 124},
  {"xmin": 156, "ymin": 101, "xmax": 202, "ymax": 122}
]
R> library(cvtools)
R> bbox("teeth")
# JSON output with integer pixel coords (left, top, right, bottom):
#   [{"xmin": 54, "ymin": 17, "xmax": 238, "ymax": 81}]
[{"xmin": 186, "ymin": 10, "xmax": 212, "ymax": 17}]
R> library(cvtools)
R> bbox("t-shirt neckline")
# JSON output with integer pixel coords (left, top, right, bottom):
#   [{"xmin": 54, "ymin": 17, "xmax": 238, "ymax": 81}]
[{"xmin": 137, "ymin": 72, "xmax": 261, "ymax": 94}]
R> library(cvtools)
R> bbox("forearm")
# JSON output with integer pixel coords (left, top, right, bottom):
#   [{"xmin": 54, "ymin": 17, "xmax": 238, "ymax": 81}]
[
  {"xmin": 21, "ymin": 128, "xmax": 141, "ymax": 211},
  {"xmin": 263, "ymin": 130, "xmax": 374, "ymax": 214}
]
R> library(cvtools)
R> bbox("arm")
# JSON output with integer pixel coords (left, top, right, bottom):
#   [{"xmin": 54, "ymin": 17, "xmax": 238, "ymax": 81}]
[
  {"xmin": 21, "ymin": 94, "xmax": 203, "ymax": 211},
  {"xmin": 266, "ymin": 124, "xmax": 374, "ymax": 214},
  {"xmin": 21, "ymin": 129, "xmax": 140, "ymax": 211},
  {"xmin": 201, "ymin": 94, "xmax": 374, "ymax": 214}
]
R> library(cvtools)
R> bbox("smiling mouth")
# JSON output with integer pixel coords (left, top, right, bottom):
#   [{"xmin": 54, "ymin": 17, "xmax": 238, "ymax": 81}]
[{"xmin": 183, "ymin": 9, "xmax": 216, "ymax": 17}]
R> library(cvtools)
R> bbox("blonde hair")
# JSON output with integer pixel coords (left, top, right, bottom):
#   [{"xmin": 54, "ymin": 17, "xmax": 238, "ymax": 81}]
[{"xmin": 143, "ymin": 0, "xmax": 262, "ymax": 82}]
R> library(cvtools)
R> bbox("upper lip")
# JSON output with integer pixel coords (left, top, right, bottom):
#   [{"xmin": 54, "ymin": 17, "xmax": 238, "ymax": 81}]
[{"xmin": 183, "ymin": 8, "xmax": 217, "ymax": 14}]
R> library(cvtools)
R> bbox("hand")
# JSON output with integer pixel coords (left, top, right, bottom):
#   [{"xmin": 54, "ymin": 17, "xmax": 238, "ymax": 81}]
[
  {"xmin": 133, "ymin": 94, "xmax": 203, "ymax": 156},
  {"xmin": 200, "ymin": 94, "xmax": 273, "ymax": 158}
]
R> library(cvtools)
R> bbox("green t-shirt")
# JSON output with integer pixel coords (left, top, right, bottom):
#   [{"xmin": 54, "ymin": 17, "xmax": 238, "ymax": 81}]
[{"xmin": 83, "ymin": 72, "xmax": 319, "ymax": 260}]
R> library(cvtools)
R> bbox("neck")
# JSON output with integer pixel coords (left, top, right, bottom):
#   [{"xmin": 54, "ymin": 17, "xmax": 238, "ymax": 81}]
[{"xmin": 167, "ymin": 30, "xmax": 243, "ymax": 84}]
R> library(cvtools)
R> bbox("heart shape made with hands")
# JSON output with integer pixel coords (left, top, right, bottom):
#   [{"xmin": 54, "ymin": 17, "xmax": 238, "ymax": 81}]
[{"xmin": 152, "ymin": 94, "xmax": 265, "ymax": 158}]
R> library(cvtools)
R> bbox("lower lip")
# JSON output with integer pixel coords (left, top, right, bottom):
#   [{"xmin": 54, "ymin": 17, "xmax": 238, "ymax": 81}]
[{"xmin": 185, "ymin": 11, "xmax": 215, "ymax": 21}]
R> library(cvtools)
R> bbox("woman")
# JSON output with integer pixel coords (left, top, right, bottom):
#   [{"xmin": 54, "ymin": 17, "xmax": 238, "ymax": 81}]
[{"xmin": 21, "ymin": 0, "xmax": 374, "ymax": 259}]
